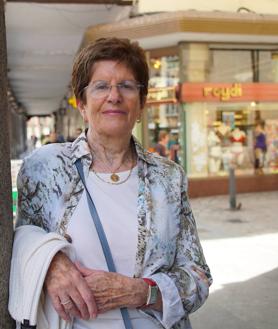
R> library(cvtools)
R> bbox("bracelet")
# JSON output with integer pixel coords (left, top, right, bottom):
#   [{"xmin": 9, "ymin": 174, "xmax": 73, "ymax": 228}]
[
  {"xmin": 142, "ymin": 278, "xmax": 158, "ymax": 306},
  {"xmin": 143, "ymin": 278, "xmax": 157, "ymax": 287}
]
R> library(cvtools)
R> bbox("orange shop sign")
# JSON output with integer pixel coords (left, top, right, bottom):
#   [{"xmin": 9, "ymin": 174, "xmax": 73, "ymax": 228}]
[{"xmin": 180, "ymin": 83, "xmax": 278, "ymax": 102}]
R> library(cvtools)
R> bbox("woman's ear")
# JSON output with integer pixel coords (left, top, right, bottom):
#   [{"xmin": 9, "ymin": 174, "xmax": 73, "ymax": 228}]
[
  {"xmin": 77, "ymin": 100, "xmax": 88, "ymax": 123},
  {"xmin": 140, "ymin": 95, "xmax": 147, "ymax": 109}
]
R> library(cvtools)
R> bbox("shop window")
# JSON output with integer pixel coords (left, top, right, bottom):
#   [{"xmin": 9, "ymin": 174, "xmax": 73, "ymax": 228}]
[
  {"xmin": 207, "ymin": 108, "xmax": 251, "ymax": 174},
  {"xmin": 209, "ymin": 50, "xmax": 253, "ymax": 82},
  {"xmin": 149, "ymin": 56, "xmax": 179, "ymax": 87},
  {"xmin": 145, "ymin": 55, "xmax": 181, "ymax": 163},
  {"xmin": 146, "ymin": 104, "xmax": 181, "ymax": 160},
  {"xmin": 209, "ymin": 48, "xmax": 278, "ymax": 83},
  {"xmin": 206, "ymin": 103, "xmax": 278, "ymax": 176}
]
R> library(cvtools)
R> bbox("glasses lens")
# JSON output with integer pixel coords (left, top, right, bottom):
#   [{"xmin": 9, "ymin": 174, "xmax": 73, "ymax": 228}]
[
  {"xmin": 90, "ymin": 81, "xmax": 110, "ymax": 98},
  {"xmin": 87, "ymin": 81, "xmax": 142, "ymax": 99},
  {"xmin": 118, "ymin": 81, "xmax": 140, "ymax": 98}
]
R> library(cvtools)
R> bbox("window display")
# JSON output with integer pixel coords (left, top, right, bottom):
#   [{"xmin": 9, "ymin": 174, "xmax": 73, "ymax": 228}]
[
  {"xmin": 229, "ymin": 127, "xmax": 247, "ymax": 168},
  {"xmin": 207, "ymin": 128, "xmax": 222, "ymax": 173},
  {"xmin": 265, "ymin": 119, "xmax": 278, "ymax": 172},
  {"xmin": 145, "ymin": 55, "xmax": 181, "ymax": 163},
  {"xmin": 254, "ymin": 121, "xmax": 267, "ymax": 174},
  {"xmin": 205, "ymin": 103, "xmax": 278, "ymax": 176},
  {"xmin": 206, "ymin": 106, "xmax": 253, "ymax": 175}
]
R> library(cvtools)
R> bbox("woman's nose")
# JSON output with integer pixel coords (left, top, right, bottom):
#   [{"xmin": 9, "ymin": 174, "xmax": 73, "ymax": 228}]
[{"xmin": 107, "ymin": 85, "xmax": 122, "ymax": 103}]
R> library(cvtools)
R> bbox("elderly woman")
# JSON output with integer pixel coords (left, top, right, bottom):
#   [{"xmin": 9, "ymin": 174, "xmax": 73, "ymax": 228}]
[{"xmin": 9, "ymin": 38, "xmax": 212, "ymax": 329}]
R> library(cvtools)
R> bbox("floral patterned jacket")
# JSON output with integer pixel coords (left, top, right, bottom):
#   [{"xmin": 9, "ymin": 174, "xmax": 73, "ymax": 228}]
[{"xmin": 16, "ymin": 133, "xmax": 212, "ymax": 329}]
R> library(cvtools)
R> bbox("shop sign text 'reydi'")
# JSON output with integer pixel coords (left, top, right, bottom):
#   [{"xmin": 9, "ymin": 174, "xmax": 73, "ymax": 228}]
[
  {"xmin": 203, "ymin": 83, "xmax": 242, "ymax": 101},
  {"xmin": 180, "ymin": 83, "xmax": 278, "ymax": 102}
]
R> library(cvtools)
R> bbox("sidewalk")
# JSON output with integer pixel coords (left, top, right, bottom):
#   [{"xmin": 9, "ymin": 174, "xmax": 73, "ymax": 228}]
[{"xmin": 190, "ymin": 191, "xmax": 278, "ymax": 329}]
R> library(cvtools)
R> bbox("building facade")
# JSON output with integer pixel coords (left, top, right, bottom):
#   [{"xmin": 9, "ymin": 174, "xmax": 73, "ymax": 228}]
[
  {"xmin": 146, "ymin": 44, "xmax": 278, "ymax": 179},
  {"xmin": 69, "ymin": 10, "xmax": 278, "ymax": 195}
]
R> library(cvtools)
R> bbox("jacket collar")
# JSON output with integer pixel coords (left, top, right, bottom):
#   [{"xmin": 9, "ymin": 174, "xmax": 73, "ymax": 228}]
[
  {"xmin": 70, "ymin": 132, "xmax": 92, "ymax": 165},
  {"xmin": 133, "ymin": 135, "xmax": 156, "ymax": 166},
  {"xmin": 70, "ymin": 132, "xmax": 156, "ymax": 167}
]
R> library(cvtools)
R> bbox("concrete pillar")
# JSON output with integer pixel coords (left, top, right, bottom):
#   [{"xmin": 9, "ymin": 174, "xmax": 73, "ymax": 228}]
[
  {"xmin": 0, "ymin": 1, "xmax": 16, "ymax": 327},
  {"xmin": 271, "ymin": 55, "xmax": 278, "ymax": 82},
  {"xmin": 179, "ymin": 42, "xmax": 210, "ymax": 176},
  {"xmin": 10, "ymin": 109, "xmax": 27, "ymax": 159}
]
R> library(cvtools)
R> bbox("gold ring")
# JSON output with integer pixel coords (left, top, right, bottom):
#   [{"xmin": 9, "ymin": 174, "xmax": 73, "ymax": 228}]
[{"xmin": 61, "ymin": 299, "xmax": 72, "ymax": 306}]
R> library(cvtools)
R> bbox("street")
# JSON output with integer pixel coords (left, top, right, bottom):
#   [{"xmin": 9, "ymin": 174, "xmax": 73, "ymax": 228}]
[{"xmin": 190, "ymin": 191, "xmax": 278, "ymax": 329}]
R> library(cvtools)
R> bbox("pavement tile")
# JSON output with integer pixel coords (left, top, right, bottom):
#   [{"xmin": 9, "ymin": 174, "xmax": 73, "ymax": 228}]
[{"xmin": 189, "ymin": 191, "xmax": 278, "ymax": 329}]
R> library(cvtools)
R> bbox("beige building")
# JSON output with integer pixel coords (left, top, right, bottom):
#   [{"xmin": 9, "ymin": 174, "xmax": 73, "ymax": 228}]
[
  {"xmin": 64, "ymin": 6, "xmax": 278, "ymax": 196},
  {"xmin": 138, "ymin": 0, "xmax": 278, "ymax": 15}
]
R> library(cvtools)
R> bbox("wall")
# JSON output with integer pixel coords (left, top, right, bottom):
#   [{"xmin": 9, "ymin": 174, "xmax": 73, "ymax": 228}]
[
  {"xmin": 138, "ymin": 0, "xmax": 278, "ymax": 15},
  {"xmin": 9, "ymin": 109, "xmax": 27, "ymax": 159}
]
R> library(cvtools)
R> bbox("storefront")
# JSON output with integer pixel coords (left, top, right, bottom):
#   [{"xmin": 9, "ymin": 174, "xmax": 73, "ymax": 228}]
[
  {"xmin": 180, "ymin": 82, "xmax": 278, "ymax": 177},
  {"xmin": 145, "ymin": 46, "xmax": 278, "ymax": 181}
]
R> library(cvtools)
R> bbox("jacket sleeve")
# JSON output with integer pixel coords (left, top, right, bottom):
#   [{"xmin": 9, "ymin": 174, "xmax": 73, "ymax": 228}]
[
  {"xmin": 147, "ymin": 168, "xmax": 212, "ymax": 328},
  {"xmin": 15, "ymin": 156, "xmax": 50, "ymax": 231}
]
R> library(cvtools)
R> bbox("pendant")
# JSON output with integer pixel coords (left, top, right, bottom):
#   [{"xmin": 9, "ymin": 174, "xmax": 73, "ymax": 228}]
[{"xmin": 110, "ymin": 173, "xmax": 120, "ymax": 182}]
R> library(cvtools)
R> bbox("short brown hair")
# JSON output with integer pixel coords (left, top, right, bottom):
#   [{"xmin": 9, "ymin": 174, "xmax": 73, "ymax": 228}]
[
  {"xmin": 158, "ymin": 130, "xmax": 169, "ymax": 142},
  {"xmin": 71, "ymin": 38, "xmax": 149, "ymax": 106}
]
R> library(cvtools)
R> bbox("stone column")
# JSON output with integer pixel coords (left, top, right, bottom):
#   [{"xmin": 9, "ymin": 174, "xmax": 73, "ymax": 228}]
[
  {"xmin": 271, "ymin": 55, "xmax": 278, "ymax": 82},
  {"xmin": 0, "ymin": 1, "xmax": 16, "ymax": 328},
  {"xmin": 179, "ymin": 42, "xmax": 210, "ymax": 176},
  {"xmin": 136, "ymin": 49, "xmax": 151, "ymax": 146}
]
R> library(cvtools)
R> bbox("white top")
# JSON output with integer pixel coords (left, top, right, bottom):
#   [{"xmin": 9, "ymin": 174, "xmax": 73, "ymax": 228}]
[{"xmin": 67, "ymin": 166, "xmax": 158, "ymax": 329}]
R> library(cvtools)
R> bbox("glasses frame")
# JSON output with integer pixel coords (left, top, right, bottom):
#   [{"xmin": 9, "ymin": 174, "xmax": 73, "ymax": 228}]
[{"xmin": 82, "ymin": 80, "xmax": 144, "ymax": 100}]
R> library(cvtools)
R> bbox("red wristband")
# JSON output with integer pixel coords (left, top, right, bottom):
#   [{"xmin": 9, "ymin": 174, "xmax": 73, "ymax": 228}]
[
  {"xmin": 140, "ymin": 278, "xmax": 158, "ymax": 307},
  {"xmin": 143, "ymin": 278, "xmax": 157, "ymax": 287}
]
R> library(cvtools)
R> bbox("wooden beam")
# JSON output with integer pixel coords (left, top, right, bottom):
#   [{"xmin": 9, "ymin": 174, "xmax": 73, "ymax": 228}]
[
  {"xmin": 0, "ymin": 0, "xmax": 15, "ymax": 328},
  {"xmin": 6, "ymin": 0, "xmax": 133, "ymax": 5}
]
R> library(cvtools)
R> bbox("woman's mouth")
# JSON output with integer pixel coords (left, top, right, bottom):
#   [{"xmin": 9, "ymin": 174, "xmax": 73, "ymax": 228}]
[{"xmin": 102, "ymin": 110, "xmax": 126, "ymax": 115}]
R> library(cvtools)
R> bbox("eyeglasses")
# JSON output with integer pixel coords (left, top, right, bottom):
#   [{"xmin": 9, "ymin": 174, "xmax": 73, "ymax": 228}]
[{"xmin": 84, "ymin": 80, "xmax": 144, "ymax": 99}]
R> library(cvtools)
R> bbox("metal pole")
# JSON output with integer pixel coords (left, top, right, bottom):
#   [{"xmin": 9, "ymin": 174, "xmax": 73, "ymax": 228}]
[{"xmin": 229, "ymin": 167, "xmax": 237, "ymax": 210}]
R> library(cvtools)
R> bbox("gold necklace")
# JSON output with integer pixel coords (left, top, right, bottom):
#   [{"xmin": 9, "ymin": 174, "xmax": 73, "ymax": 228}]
[
  {"xmin": 92, "ymin": 164, "xmax": 134, "ymax": 185},
  {"xmin": 106, "ymin": 161, "xmax": 124, "ymax": 183},
  {"xmin": 90, "ymin": 145, "xmax": 129, "ymax": 183},
  {"xmin": 92, "ymin": 147, "xmax": 135, "ymax": 185}
]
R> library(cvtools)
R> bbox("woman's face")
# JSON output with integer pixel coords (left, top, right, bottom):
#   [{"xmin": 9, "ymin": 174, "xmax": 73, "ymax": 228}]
[{"xmin": 78, "ymin": 60, "xmax": 145, "ymax": 139}]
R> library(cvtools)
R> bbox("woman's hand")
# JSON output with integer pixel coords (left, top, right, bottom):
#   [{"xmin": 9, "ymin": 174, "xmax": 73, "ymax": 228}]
[
  {"xmin": 44, "ymin": 252, "xmax": 98, "ymax": 322},
  {"xmin": 76, "ymin": 263, "xmax": 148, "ymax": 313}
]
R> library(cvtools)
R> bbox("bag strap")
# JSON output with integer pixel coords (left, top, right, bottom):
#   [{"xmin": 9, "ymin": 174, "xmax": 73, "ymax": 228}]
[
  {"xmin": 21, "ymin": 320, "xmax": 36, "ymax": 329},
  {"xmin": 75, "ymin": 159, "xmax": 133, "ymax": 329}
]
